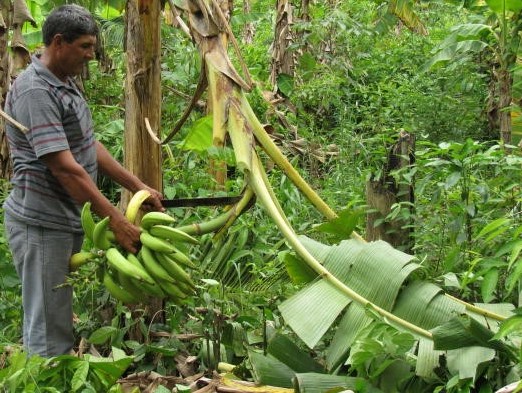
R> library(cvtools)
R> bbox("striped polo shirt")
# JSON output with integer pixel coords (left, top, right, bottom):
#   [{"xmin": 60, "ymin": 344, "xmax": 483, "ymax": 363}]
[{"xmin": 3, "ymin": 55, "xmax": 98, "ymax": 233}]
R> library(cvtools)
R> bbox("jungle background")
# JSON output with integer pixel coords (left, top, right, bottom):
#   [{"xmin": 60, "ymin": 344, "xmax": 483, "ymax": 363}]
[{"xmin": 1, "ymin": 0, "xmax": 522, "ymax": 392}]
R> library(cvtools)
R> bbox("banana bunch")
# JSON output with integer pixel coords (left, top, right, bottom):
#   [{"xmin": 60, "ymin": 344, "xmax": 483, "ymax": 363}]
[{"xmin": 70, "ymin": 190, "xmax": 200, "ymax": 304}]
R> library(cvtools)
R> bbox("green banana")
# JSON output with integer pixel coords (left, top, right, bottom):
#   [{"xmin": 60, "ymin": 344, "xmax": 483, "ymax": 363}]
[
  {"xmin": 140, "ymin": 211, "xmax": 176, "ymax": 230},
  {"xmin": 157, "ymin": 279, "xmax": 188, "ymax": 302},
  {"xmin": 212, "ymin": 231, "xmax": 238, "ymax": 277},
  {"xmin": 139, "ymin": 245, "xmax": 176, "ymax": 283},
  {"xmin": 126, "ymin": 252, "xmax": 145, "ymax": 269},
  {"xmin": 125, "ymin": 189, "xmax": 152, "ymax": 224},
  {"xmin": 124, "ymin": 253, "xmax": 164, "ymax": 297},
  {"xmin": 235, "ymin": 228, "xmax": 250, "ymax": 250},
  {"xmin": 106, "ymin": 230, "xmax": 115, "ymax": 242},
  {"xmin": 117, "ymin": 270, "xmax": 146, "ymax": 301},
  {"xmin": 154, "ymin": 251, "xmax": 195, "ymax": 288},
  {"xmin": 69, "ymin": 251, "xmax": 97, "ymax": 272},
  {"xmin": 176, "ymin": 280, "xmax": 197, "ymax": 296},
  {"xmin": 80, "ymin": 201, "xmax": 96, "ymax": 242},
  {"xmin": 92, "ymin": 216, "xmax": 112, "ymax": 250},
  {"xmin": 105, "ymin": 247, "xmax": 155, "ymax": 284},
  {"xmin": 166, "ymin": 245, "xmax": 197, "ymax": 269},
  {"xmin": 103, "ymin": 268, "xmax": 140, "ymax": 304},
  {"xmin": 140, "ymin": 231, "xmax": 177, "ymax": 253},
  {"xmin": 135, "ymin": 276, "xmax": 166, "ymax": 298},
  {"xmin": 149, "ymin": 224, "xmax": 200, "ymax": 245}
]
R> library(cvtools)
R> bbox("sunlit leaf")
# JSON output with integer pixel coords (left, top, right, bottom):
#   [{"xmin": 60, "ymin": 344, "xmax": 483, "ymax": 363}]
[
  {"xmin": 282, "ymin": 251, "xmax": 318, "ymax": 285},
  {"xmin": 71, "ymin": 361, "xmax": 89, "ymax": 392},
  {"xmin": 485, "ymin": 0, "xmax": 522, "ymax": 13},
  {"xmin": 181, "ymin": 115, "xmax": 213, "ymax": 152}
]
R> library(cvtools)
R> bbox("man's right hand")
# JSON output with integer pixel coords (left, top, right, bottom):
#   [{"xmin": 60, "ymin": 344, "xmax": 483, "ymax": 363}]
[{"xmin": 109, "ymin": 213, "xmax": 142, "ymax": 254}]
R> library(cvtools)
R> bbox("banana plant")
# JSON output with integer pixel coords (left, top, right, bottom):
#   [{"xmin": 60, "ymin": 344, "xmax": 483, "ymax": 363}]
[
  {"xmin": 164, "ymin": 0, "xmax": 518, "ymax": 386},
  {"xmin": 423, "ymin": 0, "xmax": 522, "ymax": 144}
]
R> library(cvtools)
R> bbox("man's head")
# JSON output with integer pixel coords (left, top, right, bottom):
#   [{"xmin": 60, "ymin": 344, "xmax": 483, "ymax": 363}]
[
  {"xmin": 40, "ymin": 5, "xmax": 98, "ymax": 80},
  {"xmin": 42, "ymin": 4, "xmax": 98, "ymax": 47}
]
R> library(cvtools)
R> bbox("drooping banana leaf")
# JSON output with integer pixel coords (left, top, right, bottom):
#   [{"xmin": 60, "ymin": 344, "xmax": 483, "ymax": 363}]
[
  {"xmin": 431, "ymin": 315, "xmax": 516, "ymax": 357},
  {"xmin": 279, "ymin": 237, "xmax": 516, "ymax": 380},
  {"xmin": 280, "ymin": 238, "xmax": 419, "ymax": 351}
]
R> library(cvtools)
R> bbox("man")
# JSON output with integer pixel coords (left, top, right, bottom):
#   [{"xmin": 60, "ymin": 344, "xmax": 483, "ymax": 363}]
[{"xmin": 3, "ymin": 4, "xmax": 164, "ymax": 357}]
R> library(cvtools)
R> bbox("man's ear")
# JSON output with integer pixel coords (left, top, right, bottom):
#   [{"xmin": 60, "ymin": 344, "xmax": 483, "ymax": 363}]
[{"xmin": 52, "ymin": 33, "xmax": 64, "ymax": 47}]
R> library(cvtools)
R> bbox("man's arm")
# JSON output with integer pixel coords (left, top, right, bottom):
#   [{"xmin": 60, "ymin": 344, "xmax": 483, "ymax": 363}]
[
  {"xmin": 42, "ymin": 149, "xmax": 142, "ymax": 253},
  {"xmin": 95, "ymin": 141, "xmax": 164, "ymax": 212}
]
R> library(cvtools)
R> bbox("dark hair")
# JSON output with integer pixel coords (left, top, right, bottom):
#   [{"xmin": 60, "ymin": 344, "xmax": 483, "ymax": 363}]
[{"xmin": 42, "ymin": 4, "xmax": 98, "ymax": 46}]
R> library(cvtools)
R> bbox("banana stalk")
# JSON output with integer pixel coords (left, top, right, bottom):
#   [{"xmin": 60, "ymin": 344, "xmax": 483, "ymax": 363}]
[
  {"xmin": 177, "ymin": 0, "xmax": 506, "ymax": 332},
  {"xmin": 227, "ymin": 97, "xmax": 433, "ymax": 339},
  {"xmin": 174, "ymin": 187, "xmax": 255, "ymax": 237}
]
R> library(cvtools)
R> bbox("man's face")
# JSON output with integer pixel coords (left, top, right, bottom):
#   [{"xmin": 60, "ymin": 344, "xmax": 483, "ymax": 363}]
[{"xmin": 56, "ymin": 34, "xmax": 96, "ymax": 78}]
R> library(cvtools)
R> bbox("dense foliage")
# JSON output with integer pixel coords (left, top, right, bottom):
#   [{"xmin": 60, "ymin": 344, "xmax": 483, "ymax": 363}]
[{"xmin": 1, "ymin": 1, "xmax": 522, "ymax": 392}]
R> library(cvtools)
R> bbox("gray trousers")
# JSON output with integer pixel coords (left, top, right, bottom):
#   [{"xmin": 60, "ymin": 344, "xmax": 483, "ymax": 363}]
[{"xmin": 4, "ymin": 212, "xmax": 83, "ymax": 356}]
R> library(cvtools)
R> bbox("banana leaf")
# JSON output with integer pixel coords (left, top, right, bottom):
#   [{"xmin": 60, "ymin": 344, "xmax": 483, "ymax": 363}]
[
  {"xmin": 293, "ymin": 373, "xmax": 383, "ymax": 393},
  {"xmin": 280, "ymin": 237, "xmax": 419, "ymax": 355},
  {"xmin": 446, "ymin": 346, "xmax": 496, "ymax": 381},
  {"xmin": 248, "ymin": 349, "xmax": 297, "ymax": 388},
  {"xmin": 266, "ymin": 334, "xmax": 325, "ymax": 374},
  {"xmin": 431, "ymin": 315, "xmax": 516, "ymax": 357},
  {"xmin": 279, "ymin": 236, "xmax": 515, "ymax": 381}
]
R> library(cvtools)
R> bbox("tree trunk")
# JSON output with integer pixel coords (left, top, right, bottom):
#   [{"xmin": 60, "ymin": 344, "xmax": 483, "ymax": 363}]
[
  {"xmin": 366, "ymin": 130, "xmax": 415, "ymax": 252},
  {"xmin": 300, "ymin": 0, "xmax": 310, "ymax": 22},
  {"xmin": 0, "ymin": 0, "xmax": 11, "ymax": 179},
  {"xmin": 269, "ymin": 0, "xmax": 294, "ymax": 91},
  {"xmin": 207, "ymin": 0, "xmax": 232, "ymax": 189},
  {"xmin": 123, "ymin": 0, "xmax": 164, "ymax": 329},
  {"xmin": 498, "ymin": 68, "xmax": 513, "ymax": 145},
  {"xmin": 0, "ymin": 0, "xmax": 31, "ymax": 179},
  {"xmin": 242, "ymin": 0, "xmax": 254, "ymax": 44}
]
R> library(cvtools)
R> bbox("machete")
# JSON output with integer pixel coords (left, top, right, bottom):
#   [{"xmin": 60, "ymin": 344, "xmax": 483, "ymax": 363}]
[{"xmin": 161, "ymin": 195, "xmax": 242, "ymax": 208}]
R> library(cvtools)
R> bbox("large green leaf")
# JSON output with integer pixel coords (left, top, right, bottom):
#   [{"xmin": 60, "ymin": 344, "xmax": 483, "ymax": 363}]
[
  {"xmin": 393, "ymin": 281, "xmax": 465, "ymax": 330},
  {"xmin": 446, "ymin": 347, "xmax": 496, "ymax": 381},
  {"xmin": 326, "ymin": 303, "xmax": 373, "ymax": 371},
  {"xmin": 279, "ymin": 237, "xmax": 515, "ymax": 381},
  {"xmin": 293, "ymin": 373, "xmax": 383, "ymax": 393},
  {"xmin": 248, "ymin": 349, "xmax": 297, "ymax": 388},
  {"xmin": 416, "ymin": 338, "xmax": 443, "ymax": 378},
  {"xmin": 267, "ymin": 334, "xmax": 325, "ymax": 374},
  {"xmin": 278, "ymin": 279, "xmax": 351, "ymax": 348},
  {"xmin": 280, "ymin": 238, "xmax": 418, "ymax": 352},
  {"xmin": 181, "ymin": 115, "xmax": 213, "ymax": 152},
  {"xmin": 314, "ymin": 208, "xmax": 362, "ymax": 242},
  {"xmin": 283, "ymin": 251, "xmax": 319, "ymax": 285},
  {"xmin": 431, "ymin": 315, "xmax": 514, "ymax": 356},
  {"xmin": 486, "ymin": 0, "xmax": 522, "ymax": 13},
  {"xmin": 422, "ymin": 40, "xmax": 489, "ymax": 71}
]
